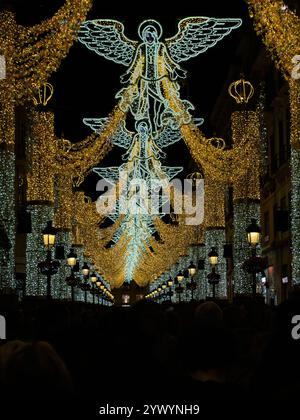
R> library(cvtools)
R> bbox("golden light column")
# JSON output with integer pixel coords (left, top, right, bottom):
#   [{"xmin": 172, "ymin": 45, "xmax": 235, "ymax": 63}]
[
  {"xmin": 247, "ymin": 0, "xmax": 300, "ymax": 283},
  {"xmin": 0, "ymin": 12, "xmax": 16, "ymax": 289},
  {"xmin": 26, "ymin": 106, "xmax": 56, "ymax": 296},
  {"xmin": 229, "ymin": 78, "xmax": 261, "ymax": 295}
]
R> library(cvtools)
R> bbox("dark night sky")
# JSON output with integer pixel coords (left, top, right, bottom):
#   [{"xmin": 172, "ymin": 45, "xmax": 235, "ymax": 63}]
[{"xmin": 4, "ymin": 0, "xmax": 256, "ymax": 194}]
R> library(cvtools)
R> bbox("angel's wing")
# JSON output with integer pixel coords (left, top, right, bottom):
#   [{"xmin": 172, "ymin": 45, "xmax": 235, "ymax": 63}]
[
  {"xmin": 112, "ymin": 121, "xmax": 134, "ymax": 149},
  {"xmin": 83, "ymin": 118, "xmax": 108, "ymax": 133},
  {"xmin": 84, "ymin": 118, "xmax": 134, "ymax": 149},
  {"xmin": 155, "ymin": 118, "xmax": 204, "ymax": 149},
  {"xmin": 93, "ymin": 166, "xmax": 120, "ymax": 183},
  {"xmin": 155, "ymin": 123, "xmax": 182, "ymax": 149},
  {"xmin": 78, "ymin": 20, "xmax": 138, "ymax": 66},
  {"xmin": 166, "ymin": 16, "xmax": 242, "ymax": 63}
]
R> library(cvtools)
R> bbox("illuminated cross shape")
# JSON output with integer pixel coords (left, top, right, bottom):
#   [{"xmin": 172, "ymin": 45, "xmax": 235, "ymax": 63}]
[{"xmin": 78, "ymin": 16, "xmax": 242, "ymax": 136}]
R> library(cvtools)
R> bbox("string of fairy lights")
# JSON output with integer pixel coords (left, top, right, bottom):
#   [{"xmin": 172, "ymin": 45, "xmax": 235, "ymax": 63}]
[{"xmin": 1, "ymin": 1, "xmax": 299, "ymax": 300}]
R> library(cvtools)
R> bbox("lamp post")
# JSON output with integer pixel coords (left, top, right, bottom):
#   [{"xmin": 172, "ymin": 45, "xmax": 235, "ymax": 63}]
[
  {"xmin": 208, "ymin": 247, "xmax": 218, "ymax": 267},
  {"xmin": 175, "ymin": 278, "xmax": 184, "ymax": 303},
  {"xmin": 82, "ymin": 262, "xmax": 90, "ymax": 277},
  {"xmin": 152, "ymin": 289, "xmax": 157, "ymax": 302},
  {"xmin": 66, "ymin": 248, "xmax": 79, "ymax": 302},
  {"xmin": 167, "ymin": 277, "xmax": 173, "ymax": 302},
  {"xmin": 80, "ymin": 262, "xmax": 90, "ymax": 303},
  {"xmin": 188, "ymin": 261, "xmax": 197, "ymax": 277},
  {"xmin": 175, "ymin": 271, "xmax": 184, "ymax": 302},
  {"xmin": 157, "ymin": 286, "xmax": 162, "ymax": 304},
  {"xmin": 162, "ymin": 282, "xmax": 167, "ymax": 302},
  {"xmin": 187, "ymin": 261, "xmax": 197, "ymax": 301},
  {"xmin": 39, "ymin": 221, "xmax": 59, "ymax": 300},
  {"xmin": 96, "ymin": 279, "xmax": 102, "ymax": 305},
  {"xmin": 90, "ymin": 271, "xmax": 98, "ymax": 304},
  {"xmin": 99, "ymin": 283, "xmax": 106, "ymax": 305},
  {"xmin": 246, "ymin": 218, "xmax": 261, "ymax": 297},
  {"xmin": 207, "ymin": 247, "xmax": 220, "ymax": 299},
  {"xmin": 176, "ymin": 271, "xmax": 184, "ymax": 283}
]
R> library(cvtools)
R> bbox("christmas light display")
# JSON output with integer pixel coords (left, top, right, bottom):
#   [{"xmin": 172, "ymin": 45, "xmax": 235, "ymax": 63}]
[
  {"xmin": 79, "ymin": 17, "xmax": 241, "ymax": 285},
  {"xmin": 248, "ymin": 0, "xmax": 300, "ymax": 78},
  {"xmin": 194, "ymin": 245, "xmax": 207, "ymax": 300},
  {"xmin": 79, "ymin": 17, "xmax": 241, "ymax": 136},
  {"xmin": 52, "ymin": 231, "xmax": 71, "ymax": 300},
  {"xmin": 247, "ymin": 0, "xmax": 300, "ymax": 285},
  {"xmin": 205, "ymin": 229, "xmax": 227, "ymax": 298},
  {"xmin": 26, "ymin": 205, "xmax": 54, "ymax": 295},
  {"xmin": 232, "ymin": 201, "xmax": 261, "ymax": 294},
  {"xmin": 0, "ymin": 2, "xmax": 93, "ymax": 104},
  {"xmin": 27, "ymin": 111, "xmax": 56, "ymax": 204},
  {"xmin": 291, "ymin": 148, "xmax": 300, "ymax": 283},
  {"xmin": 1, "ymin": 9, "xmax": 273, "ymax": 296},
  {"xmin": 0, "ymin": 1, "xmax": 93, "ymax": 295},
  {"xmin": 0, "ymin": 148, "xmax": 15, "ymax": 289},
  {"xmin": 229, "ymin": 96, "xmax": 261, "ymax": 294},
  {"xmin": 257, "ymin": 84, "xmax": 269, "ymax": 177}
]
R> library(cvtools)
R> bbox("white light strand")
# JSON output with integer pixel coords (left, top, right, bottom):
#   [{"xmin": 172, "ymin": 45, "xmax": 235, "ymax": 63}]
[
  {"xmin": 291, "ymin": 148, "xmax": 300, "ymax": 284},
  {"xmin": 72, "ymin": 245, "xmax": 85, "ymax": 302},
  {"xmin": 26, "ymin": 204, "xmax": 53, "ymax": 296},
  {"xmin": 205, "ymin": 229, "xmax": 227, "ymax": 298},
  {"xmin": 0, "ymin": 148, "xmax": 15, "ymax": 290},
  {"xmin": 52, "ymin": 231, "xmax": 71, "ymax": 299},
  {"xmin": 233, "ymin": 201, "xmax": 261, "ymax": 294},
  {"xmin": 194, "ymin": 245, "xmax": 206, "ymax": 300},
  {"xmin": 257, "ymin": 84, "xmax": 269, "ymax": 177}
]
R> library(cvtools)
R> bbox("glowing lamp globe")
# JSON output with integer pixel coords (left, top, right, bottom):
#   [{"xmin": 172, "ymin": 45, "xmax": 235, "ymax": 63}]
[{"xmin": 42, "ymin": 221, "xmax": 57, "ymax": 247}]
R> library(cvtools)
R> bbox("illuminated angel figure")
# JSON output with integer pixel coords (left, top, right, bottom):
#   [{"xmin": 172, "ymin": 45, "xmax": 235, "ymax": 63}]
[{"xmin": 78, "ymin": 16, "xmax": 242, "ymax": 135}]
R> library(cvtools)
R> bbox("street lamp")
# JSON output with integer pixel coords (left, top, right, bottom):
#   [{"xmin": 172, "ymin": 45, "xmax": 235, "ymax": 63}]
[
  {"xmin": 39, "ymin": 221, "xmax": 59, "ymax": 300},
  {"xmin": 90, "ymin": 272, "xmax": 97, "ymax": 283},
  {"xmin": 167, "ymin": 277, "xmax": 173, "ymax": 302},
  {"xmin": 167, "ymin": 278, "xmax": 173, "ymax": 288},
  {"xmin": 207, "ymin": 247, "xmax": 220, "ymax": 299},
  {"xmin": 42, "ymin": 220, "xmax": 56, "ymax": 247},
  {"xmin": 188, "ymin": 261, "xmax": 197, "ymax": 277},
  {"xmin": 176, "ymin": 271, "xmax": 184, "ymax": 282},
  {"xmin": 162, "ymin": 282, "xmax": 168, "ymax": 302},
  {"xmin": 80, "ymin": 262, "xmax": 91, "ymax": 303},
  {"xmin": 208, "ymin": 247, "xmax": 218, "ymax": 266},
  {"xmin": 66, "ymin": 248, "xmax": 79, "ymax": 302},
  {"xmin": 67, "ymin": 248, "xmax": 77, "ymax": 268},
  {"xmin": 96, "ymin": 279, "xmax": 102, "ymax": 305},
  {"xmin": 90, "ymin": 271, "xmax": 97, "ymax": 304},
  {"xmin": 174, "ymin": 278, "xmax": 184, "ymax": 302},
  {"xmin": 246, "ymin": 218, "xmax": 261, "ymax": 297},
  {"xmin": 246, "ymin": 218, "xmax": 261, "ymax": 248},
  {"xmin": 82, "ymin": 262, "xmax": 90, "ymax": 277},
  {"xmin": 187, "ymin": 261, "xmax": 197, "ymax": 301}
]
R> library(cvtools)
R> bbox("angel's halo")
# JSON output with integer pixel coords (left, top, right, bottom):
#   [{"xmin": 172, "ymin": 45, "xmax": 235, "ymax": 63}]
[{"xmin": 138, "ymin": 19, "xmax": 163, "ymax": 41}]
